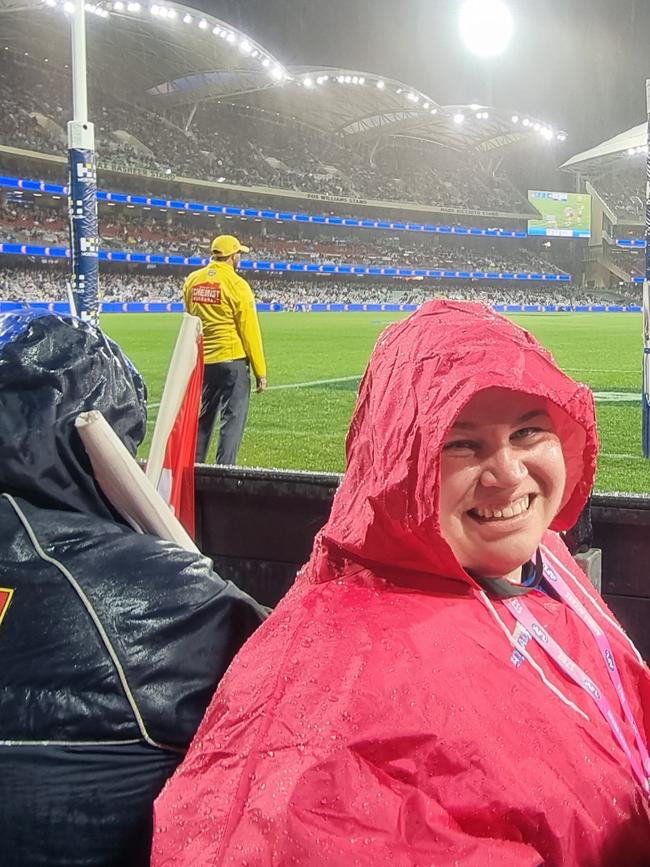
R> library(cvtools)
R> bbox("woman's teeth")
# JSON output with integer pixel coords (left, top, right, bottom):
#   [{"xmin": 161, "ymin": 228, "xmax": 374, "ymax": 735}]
[{"xmin": 472, "ymin": 495, "xmax": 531, "ymax": 520}]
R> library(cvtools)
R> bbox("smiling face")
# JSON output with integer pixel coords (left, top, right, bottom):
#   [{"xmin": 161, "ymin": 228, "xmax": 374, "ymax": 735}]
[{"xmin": 439, "ymin": 387, "xmax": 567, "ymax": 583}]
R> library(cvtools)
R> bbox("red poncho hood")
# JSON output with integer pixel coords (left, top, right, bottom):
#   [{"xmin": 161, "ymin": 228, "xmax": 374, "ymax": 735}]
[{"xmin": 302, "ymin": 299, "xmax": 598, "ymax": 590}]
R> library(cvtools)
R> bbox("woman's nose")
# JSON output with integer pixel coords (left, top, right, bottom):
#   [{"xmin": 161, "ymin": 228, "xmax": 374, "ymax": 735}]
[{"xmin": 479, "ymin": 446, "xmax": 527, "ymax": 488}]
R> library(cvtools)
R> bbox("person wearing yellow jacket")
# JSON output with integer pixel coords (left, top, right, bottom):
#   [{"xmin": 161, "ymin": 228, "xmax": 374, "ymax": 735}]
[{"xmin": 184, "ymin": 235, "xmax": 267, "ymax": 465}]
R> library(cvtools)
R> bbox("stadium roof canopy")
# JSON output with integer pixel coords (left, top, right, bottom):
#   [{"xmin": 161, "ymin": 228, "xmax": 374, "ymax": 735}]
[
  {"xmin": 561, "ymin": 123, "xmax": 646, "ymax": 175},
  {"xmin": 0, "ymin": 0, "xmax": 568, "ymax": 153}
]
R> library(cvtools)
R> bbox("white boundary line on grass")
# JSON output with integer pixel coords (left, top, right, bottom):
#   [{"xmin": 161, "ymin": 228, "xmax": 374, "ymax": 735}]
[
  {"xmin": 267, "ymin": 375, "xmax": 361, "ymax": 391},
  {"xmin": 148, "ymin": 374, "xmax": 362, "ymax": 409}
]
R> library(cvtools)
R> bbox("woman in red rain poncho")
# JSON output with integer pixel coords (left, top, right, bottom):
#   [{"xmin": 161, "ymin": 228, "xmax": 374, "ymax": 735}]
[{"xmin": 153, "ymin": 300, "xmax": 650, "ymax": 867}]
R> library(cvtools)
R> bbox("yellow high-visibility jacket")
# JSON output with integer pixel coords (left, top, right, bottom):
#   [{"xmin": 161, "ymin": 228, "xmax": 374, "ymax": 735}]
[{"xmin": 183, "ymin": 261, "xmax": 267, "ymax": 379}]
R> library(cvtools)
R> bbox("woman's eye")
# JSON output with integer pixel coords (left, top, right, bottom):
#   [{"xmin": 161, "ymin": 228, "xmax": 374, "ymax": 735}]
[
  {"xmin": 443, "ymin": 439, "xmax": 477, "ymax": 452},
  {"xmin": 511, "ymin": 426, "xmax": 544, "ymax": 440}
]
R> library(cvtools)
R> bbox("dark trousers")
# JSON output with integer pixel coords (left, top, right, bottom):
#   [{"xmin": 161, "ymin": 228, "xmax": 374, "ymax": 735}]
[{"xmin": 196, "ymin": 359, "xmax": 250, "ymax": 465}]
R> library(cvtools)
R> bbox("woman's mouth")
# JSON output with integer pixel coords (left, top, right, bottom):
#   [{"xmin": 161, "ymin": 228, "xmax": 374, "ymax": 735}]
[{"xmin": 468, "ymin": 494, "xmax": 534, "ymax": 522}]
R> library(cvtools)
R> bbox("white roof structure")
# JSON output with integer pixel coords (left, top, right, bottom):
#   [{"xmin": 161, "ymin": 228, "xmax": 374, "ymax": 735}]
[
  {"xmin": 0, "ymin": 0, "xmax": 568, "ymax": 155},
  {"xmin": 561, "ymin": 124, "xmax": 646, "ymax": 174}
]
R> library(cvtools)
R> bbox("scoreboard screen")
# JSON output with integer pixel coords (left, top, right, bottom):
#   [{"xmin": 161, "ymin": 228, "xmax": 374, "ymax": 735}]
[{"xmin": 527, "ymin": 190, "xmax": 591, "ymax": 239}]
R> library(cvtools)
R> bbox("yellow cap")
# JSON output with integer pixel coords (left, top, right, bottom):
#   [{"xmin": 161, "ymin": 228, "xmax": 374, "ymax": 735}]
[{"xmin": 210, "ymin": 234, "xmax": 250, "ymax": 256}]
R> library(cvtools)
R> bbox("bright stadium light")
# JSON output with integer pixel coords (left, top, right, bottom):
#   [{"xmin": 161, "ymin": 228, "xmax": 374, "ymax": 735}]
[
  {"xmin": 511, "ymin": 114, "xmax": 519, "ymax": 123},
  {"xmin": 198, "ymin": 17, "xmax": 207, "ymax": 28},
  {"xmin": 183, "ymin": 12, "xmax": 192, "ymax": 22},
  {"xmin": 459, "ymin": 0, "xmax": 513, "ymax": 58},
  {"xmin": 376, "ymin": 79, "xmax": 385, "ymax": 89},
  {"xmin": 453, "ymin": 112, "xmax": 465, "ymax": 124}
]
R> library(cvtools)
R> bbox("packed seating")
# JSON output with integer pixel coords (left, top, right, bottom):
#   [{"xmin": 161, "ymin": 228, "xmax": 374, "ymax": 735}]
[
  {"xmin": 0, "ymin": 55, "xmax": 532, "ymax": 212},
  {"xmin": 0, "ymin": 196, "xmax": 568, "ymax": 274},
  {"xmin": 593, "ymin": 167, "xmax": 644, "ymax": 222},
  {"xmin": 0, "ymin": 265, "xmax": 626, "ymax": 307},
  {"xmin": 608, "ymin": 245, "xmax": 644, "ymax": 279}
]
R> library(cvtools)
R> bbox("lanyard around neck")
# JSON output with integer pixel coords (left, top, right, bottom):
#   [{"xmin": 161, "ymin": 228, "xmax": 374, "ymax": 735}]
[{"xmin": 502, "ymin": 553, "xmax": 650, "ymax": 794}]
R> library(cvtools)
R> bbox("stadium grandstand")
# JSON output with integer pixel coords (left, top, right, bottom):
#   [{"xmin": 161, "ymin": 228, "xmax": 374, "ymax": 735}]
[
  {"xmin": 560, "ymin": 125, "xmax": 648, "ymax": 291},
  {"xmin": 0, "ymin": 0, "xmax": 603, "ymax": 310}
]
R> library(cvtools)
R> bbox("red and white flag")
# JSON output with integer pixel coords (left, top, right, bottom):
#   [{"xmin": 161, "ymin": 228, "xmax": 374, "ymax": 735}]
[{"xmin": 146, "ymin": 314, "xmax": 204, "ymax": 536}]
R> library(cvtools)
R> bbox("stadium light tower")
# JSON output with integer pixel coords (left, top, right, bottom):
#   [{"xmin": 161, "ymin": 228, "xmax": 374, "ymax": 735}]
[
  {"xmin": 459, "ymin": 0, "xmax": 513, "ymax": 58},
  {"xmin": 67, "ymin": 0, "xmax": 100, "ymax": 321}
]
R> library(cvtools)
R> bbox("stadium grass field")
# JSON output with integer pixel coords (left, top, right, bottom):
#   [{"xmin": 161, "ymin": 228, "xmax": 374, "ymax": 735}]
[{"xmin": 101, "ymin": 311, "xmax": 650, "ymax": 494}]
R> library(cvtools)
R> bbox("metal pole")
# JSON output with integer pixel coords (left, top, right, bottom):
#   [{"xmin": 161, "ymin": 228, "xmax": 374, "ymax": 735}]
[
  {"xmin": 642, "ymin": 80, "xmax": 650, "ymax": 455},
  {"xmin": 67, "ymin": 0, "xmax": 99, "ymax": 322},
  {"xmin": 71, "ymin": 0, "xmax": 89, "ymax": 125}
]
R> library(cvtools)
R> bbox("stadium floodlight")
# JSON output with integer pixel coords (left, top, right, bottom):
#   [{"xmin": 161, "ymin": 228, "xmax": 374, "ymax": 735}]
[
  {"xmin": 167, "ymin": 7, "xmax": 176, "ymax": 18},
  {"xmin": 198, "ymin": 17, "xmax": 207, "ymax": 28},
  {"xmin": 423, "ymin": 101, "xmax": 430, "ymax": 109},
  {"xmin": 113, "ymin": 0, "xmax": 124, "ymax": 8},
  {"xmin": 239, "ymin": 39, "xmax": 252, "ymax": 53},
  {"xmin": 126, "ymin": 1, "xmax": 140, "ymax": 10},
  {"xmin": 46, "ymin": 0, "xmax": 56, "ymax": 6},
  {"xmin": 533, "ymin": 122, "xmax": 540, "ymax": 131},
  {"xmin": 63, "ymin": 2, "xmax": 74, "ymax": 12},
  {"xmin": 183, "ymin": 12, "xmax": 192, "ymax": 22},
  {"xmin": 556, "ymin": 133, "xmax": 567, "ymax": 141},
  {"xmin": 430, "ymin": 108, "xmax": 437, "ymax": 115},
  {"xmin": 270, "ymin": 66, "xmax": 283, "ymax": 80},
  {"xmin": 459, "ymin": 0, "xmax": 513, "ymax": 58},
  {"xmin": 522, "ymin": 118, "xmax": 530, "ymax": 127},
  {"xmin": 262, "ymin": 57, "xmax": 270, "ymax": 67},
  {"xmin": 359, "ymin": 77, "xmax": 365, "ymax": 84},
  {"xmin": 511, "ymin": 114, "xmax": 519, "ymax": 123},
  {"xmin": 453, "ymin": 113, "xmax": 465, "ymax": 124},
  {"xmin": 303, "ymin": 77, "xmax": 313, "ymax": 87},
  {"xmin": 376, "ymin": 80, "xmax": 385, "ymax": 89},
  {"xmin": 226, "ymin": 32, "xmax": 235, "ymax": 42}
]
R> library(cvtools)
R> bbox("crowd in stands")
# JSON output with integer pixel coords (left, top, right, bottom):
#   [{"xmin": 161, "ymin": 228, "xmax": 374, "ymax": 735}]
[
  {"xmin": 0, "ymin": 198, "xmax": 568, "ymax": 274},
  {"xmin": 593, "ymin": 167, "xmax": 644, "ymax": 222},
  {"xmin": 609, "ymin": 245, "xmax": 643, "ymax": 279},
  {"xmin": 0, "ymin": 265, "xmax": 633, "ymax": 308},
  {"xmin": 0, "ymin": 55, "xmax": 533, "ymax": 213}
]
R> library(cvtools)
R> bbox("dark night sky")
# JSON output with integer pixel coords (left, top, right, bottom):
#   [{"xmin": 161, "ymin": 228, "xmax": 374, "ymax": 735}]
[{"xmin": 188, "ymin": 0, "xmax": 649, "ymax": 154}]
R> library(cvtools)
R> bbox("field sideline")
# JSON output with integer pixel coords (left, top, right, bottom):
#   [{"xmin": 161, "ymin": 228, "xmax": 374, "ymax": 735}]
[{"xmin": 101, "ymin": 311, "xmax": 650, "ymax": 494}]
